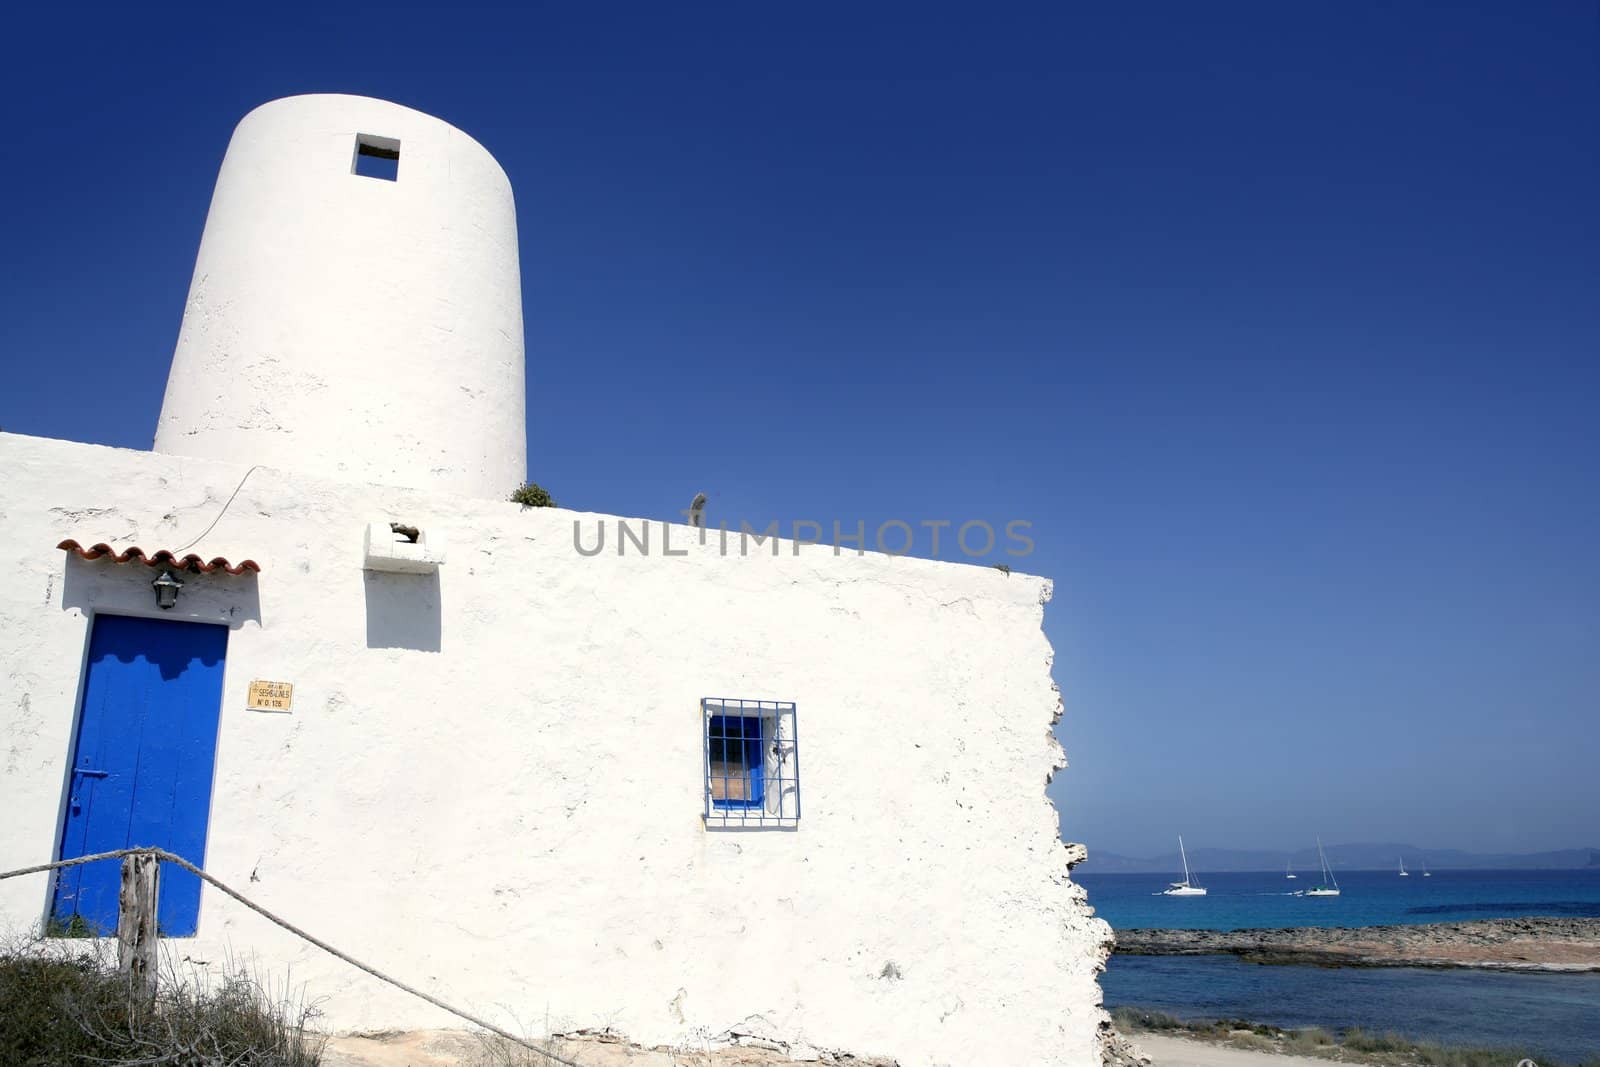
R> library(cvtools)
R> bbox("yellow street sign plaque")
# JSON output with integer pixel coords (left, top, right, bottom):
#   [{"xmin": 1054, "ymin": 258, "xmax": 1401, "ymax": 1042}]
[{"xmin": 247, "ymin": 680, "xmax": 294, "ymax": 712}]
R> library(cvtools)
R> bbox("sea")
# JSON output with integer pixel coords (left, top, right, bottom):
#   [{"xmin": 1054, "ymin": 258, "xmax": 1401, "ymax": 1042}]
[{"xmin": 1079, "ymin": 868, "xmax": 1600, "ymax": 1064}]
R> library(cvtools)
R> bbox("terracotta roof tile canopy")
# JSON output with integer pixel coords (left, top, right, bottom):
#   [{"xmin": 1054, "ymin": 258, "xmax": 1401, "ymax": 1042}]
[{"xmin": 58, "ymin": 540, "xmax": 262, "ymax": 576}]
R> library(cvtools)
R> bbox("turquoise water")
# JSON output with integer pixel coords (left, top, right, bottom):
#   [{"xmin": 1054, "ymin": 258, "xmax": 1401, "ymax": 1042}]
[
  {"xmin": 1079, "ymin": 867, "xmax": 1600, "ymax": 930},
  {"xmin": 1102, "ymin": 956, "xmax": 1600, "ymax": 1064},
  {"xmin": 1080, "ymin": 869, "xmax": 1600, "ymax": 1062}
]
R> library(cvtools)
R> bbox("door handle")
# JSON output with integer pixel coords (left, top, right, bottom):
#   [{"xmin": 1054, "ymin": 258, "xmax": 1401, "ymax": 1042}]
[{"xmin": 69, "ymin": 767, "xmax": 107, "ymax": 814}]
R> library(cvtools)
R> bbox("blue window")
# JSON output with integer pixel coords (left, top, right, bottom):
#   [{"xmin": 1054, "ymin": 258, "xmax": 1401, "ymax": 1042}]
[
  {"xmin": 703, "ymin": 698, "xmax": 801, "ymax": 828},
  {"xmin": 708, "ymin": 714, "xmax": 764, "ymax": 809}
]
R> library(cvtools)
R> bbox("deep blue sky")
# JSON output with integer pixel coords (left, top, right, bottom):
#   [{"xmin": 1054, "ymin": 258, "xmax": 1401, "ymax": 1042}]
[{"xmin": 2, "ymin": 4, "xmax": 1595, "ymax": 857}]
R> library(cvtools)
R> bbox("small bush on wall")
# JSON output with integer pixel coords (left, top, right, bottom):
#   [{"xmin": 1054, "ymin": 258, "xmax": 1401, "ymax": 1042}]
[{"xmin": 510, "ymin": 482, "xmax": 556, "ymax": 508}]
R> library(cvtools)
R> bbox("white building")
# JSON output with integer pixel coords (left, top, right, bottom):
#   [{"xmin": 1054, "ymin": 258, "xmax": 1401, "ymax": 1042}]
[{"xmin": 0, "ymin": 94, "xmax": 1112, "ymax": 1066}]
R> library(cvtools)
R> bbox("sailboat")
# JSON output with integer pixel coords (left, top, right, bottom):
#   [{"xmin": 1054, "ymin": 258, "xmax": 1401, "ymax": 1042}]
[
  {"xmin": 1163, "ymin": 835, "xmax": 1207, "ymax": 896},
  {"xmin": 1399, "ymin": 856, "xmax": 1409, "ymax": 877},
  {"xmin": 1304, "ymin": 837, "xmax": 1341, "ymax": 897},
  {"xmin": 1421, "ymin": 858, "xmax": 1431, "ymax": 877},
  {"xmin": 1285, "ymin": 858, "xmax": 1297, "ymax": 880}
]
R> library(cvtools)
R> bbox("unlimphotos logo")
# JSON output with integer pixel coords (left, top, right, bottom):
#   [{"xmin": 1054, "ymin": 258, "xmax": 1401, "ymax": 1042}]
[{"xmin": 571, "ymin": 517, "xmax": 1034, "ymax": 561}]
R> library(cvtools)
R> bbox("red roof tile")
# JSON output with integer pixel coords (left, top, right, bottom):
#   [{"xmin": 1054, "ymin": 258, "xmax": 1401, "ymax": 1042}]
[{"xmin": 58, "ymin": 540, "xmax": 262, "ymax": 575}]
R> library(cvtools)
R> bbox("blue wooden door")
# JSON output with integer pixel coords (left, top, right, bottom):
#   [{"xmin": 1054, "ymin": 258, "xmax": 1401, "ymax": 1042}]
[{"xmin": 52, "ymin": 614, "xmax": 228, "ymax": 936}]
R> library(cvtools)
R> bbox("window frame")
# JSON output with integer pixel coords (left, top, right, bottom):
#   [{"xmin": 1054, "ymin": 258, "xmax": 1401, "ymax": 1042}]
[{"xmin": 701, "ymin": 697, "xmax": 801, "ymax": 828}]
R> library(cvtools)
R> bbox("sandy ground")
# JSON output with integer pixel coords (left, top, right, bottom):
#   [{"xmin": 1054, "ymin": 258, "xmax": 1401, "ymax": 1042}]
[
  {"xmin": 1136, "ymin": 1033, "xmax": 1333, "ymax": 1067},
  {"xmin": 320, "ymin": 1028, "xmax": 885, "ymax": 1066},
  {"xmin": 321, "ymin": 1028, "xmax": 1317, "ymax": 1067},
  {"xmin": 321, "ymin": 1030, "xmax": 482, "ymax": 1067}
]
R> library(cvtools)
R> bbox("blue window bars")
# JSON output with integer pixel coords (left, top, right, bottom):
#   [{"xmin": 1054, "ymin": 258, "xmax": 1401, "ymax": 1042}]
[{"xmin": 703, "ymin": 698, "xmax": 801, "ymax": 828}]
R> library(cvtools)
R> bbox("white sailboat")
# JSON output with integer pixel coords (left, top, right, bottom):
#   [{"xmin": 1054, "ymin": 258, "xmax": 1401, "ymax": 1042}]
[
  {"xmin": 1304, "ymin": 837, "xmax": 1341, "ymax": 897},
  {"xmin": 1421, "ymin": 858, "xmax": 1431, "ymax": 877},
  {"xmin": 1399, "ymin": 856, "xmax": 1409, "ymax": 877},
  {"xmin": 1285, "ymin": 858, "xmax": 1297, "ymax": 880},
  {"xmin": 1163, "ymin": 835, "xmax": 1207, "ymax": 896}
]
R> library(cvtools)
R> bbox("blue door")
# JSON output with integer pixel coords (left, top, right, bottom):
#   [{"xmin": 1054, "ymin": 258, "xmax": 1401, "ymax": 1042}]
[{"xmin": 52, "ymin": 614, "xmax": 228, "ymax": 936}]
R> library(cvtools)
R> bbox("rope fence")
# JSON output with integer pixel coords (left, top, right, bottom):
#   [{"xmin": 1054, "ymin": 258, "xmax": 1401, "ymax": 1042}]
[{"xmin": 0, "ymin": 848, "xmax": 582, "ymax": 1067}]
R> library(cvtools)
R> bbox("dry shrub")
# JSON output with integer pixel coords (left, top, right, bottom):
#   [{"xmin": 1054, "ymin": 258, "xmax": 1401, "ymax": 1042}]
[
  {"xmin": 0, "ymin": 937, "xmax": 324, "ymax": 1066},
  {"xmin": 1285, "ymin": 1026, "xmax": 1337, "ymax": 1052},
  {"xmin": 1109, "ymin": 1006, "xmax": 1188, "ymax": 1031}
]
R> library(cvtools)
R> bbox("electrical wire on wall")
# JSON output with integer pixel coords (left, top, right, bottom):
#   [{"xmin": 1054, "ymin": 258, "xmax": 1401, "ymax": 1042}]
[{"xmin": 173, "ymin": 464, "xmax": 262, "ymax": 552}]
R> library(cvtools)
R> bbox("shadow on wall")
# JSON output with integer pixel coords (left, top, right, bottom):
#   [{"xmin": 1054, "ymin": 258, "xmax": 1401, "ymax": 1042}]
[
  {"xmin": 60, "ymin": 555, "xmax": 263, "ymax": 629},
  {"xmin": 364, "ymin": 571, "xmax": 442, "ymax": 652}
]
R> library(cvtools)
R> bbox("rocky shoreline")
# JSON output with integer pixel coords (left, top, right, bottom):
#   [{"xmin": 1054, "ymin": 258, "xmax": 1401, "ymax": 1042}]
[{"xmin": 1114, "ymin": 917, "xmax": 1600, "ymax": 972}]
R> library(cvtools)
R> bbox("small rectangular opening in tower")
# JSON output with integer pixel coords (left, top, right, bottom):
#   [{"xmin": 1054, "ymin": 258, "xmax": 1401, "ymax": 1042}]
[{"xmin": 353, "ymin": 134, "xmax": 400, "ymax": 181}]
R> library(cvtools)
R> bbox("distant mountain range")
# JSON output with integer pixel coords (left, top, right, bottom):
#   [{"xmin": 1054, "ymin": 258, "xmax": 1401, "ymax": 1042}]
[{"xmin": 1077, "ymin": 844, "xmax": 1600, "ymax": 874}]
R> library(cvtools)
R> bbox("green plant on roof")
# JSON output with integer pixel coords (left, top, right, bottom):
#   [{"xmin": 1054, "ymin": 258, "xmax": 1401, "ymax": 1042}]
[{"xmin": 510, "ymin": 482, "xmax": 555, "ymax": 508}]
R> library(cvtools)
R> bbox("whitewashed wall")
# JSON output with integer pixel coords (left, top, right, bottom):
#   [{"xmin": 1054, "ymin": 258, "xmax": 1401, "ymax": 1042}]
[{"xmin": 0, "ymin": 433, "xmax": 1111, "ymax": 1066}]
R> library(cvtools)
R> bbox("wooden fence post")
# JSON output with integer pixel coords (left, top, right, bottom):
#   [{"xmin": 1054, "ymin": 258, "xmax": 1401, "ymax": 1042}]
[{"xmin": 117, "ymin": 852, "xmax": 159, "ymax": 1006}]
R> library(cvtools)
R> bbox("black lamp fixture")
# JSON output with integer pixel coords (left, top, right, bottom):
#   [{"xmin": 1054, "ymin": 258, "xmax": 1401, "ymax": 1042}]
[{"xmin": 151, "ymin": 568, "xmax": 184, "ymax": 609}]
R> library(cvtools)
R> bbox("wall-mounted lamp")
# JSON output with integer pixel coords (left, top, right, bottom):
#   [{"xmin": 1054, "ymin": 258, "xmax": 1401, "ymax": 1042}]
[{"xmin": 151, "ymin": 568, "xmax": 184, "ymax": 609}]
